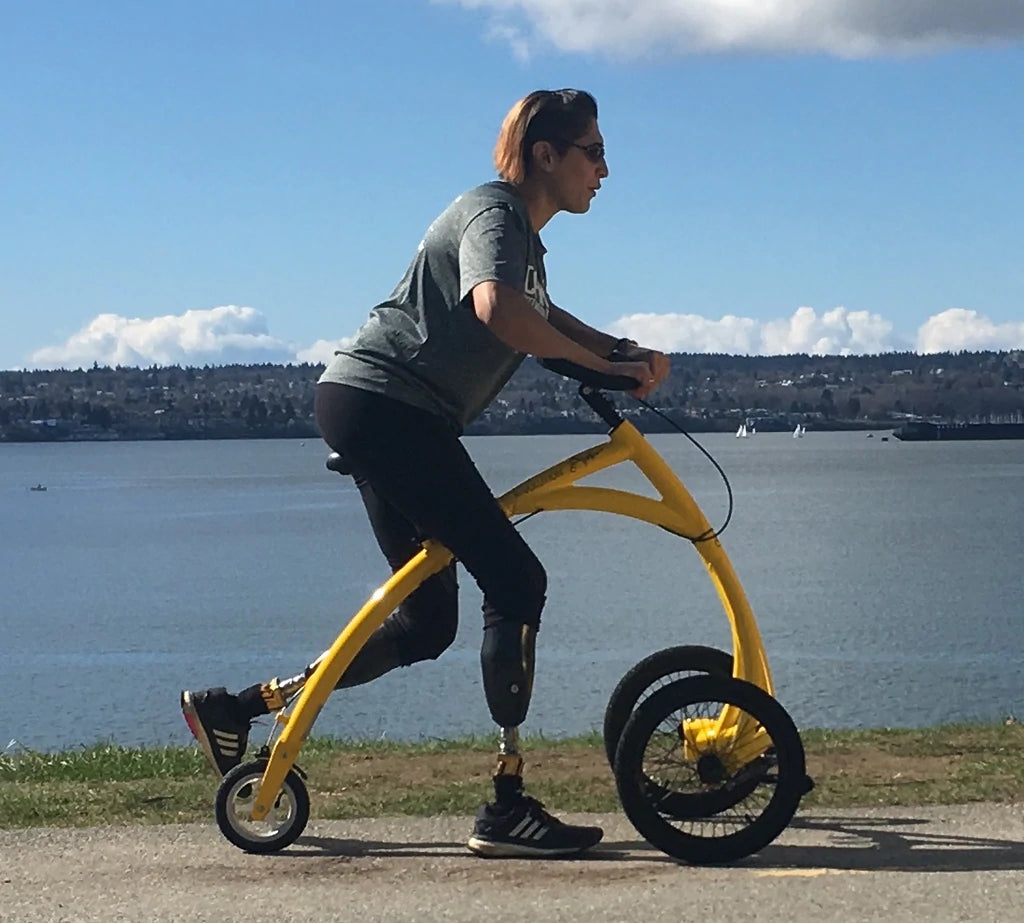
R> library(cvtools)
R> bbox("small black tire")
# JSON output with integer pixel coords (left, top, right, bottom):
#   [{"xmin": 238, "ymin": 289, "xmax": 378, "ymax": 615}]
[
  {"xmin": 603, "ymin": 645, "xmax": 733, "ymax": 769},
  {"xmin": 215, "ymin": 758, "xmax": 310, "ymax": 854},
  {"xmin": 614, "ymin": 674, "xmax": 806, "ymax": 865}
]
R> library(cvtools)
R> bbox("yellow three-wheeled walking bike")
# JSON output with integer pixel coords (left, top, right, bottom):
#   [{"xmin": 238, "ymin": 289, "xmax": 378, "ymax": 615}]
[{"xmin": 211, "ymin": 360, "xmax": 813, "ymax": 864}]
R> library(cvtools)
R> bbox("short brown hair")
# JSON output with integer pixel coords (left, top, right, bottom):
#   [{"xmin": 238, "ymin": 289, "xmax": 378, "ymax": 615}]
[{"xmin": 493, "ymin": 89, "xmax": 599, "ymax": 184}]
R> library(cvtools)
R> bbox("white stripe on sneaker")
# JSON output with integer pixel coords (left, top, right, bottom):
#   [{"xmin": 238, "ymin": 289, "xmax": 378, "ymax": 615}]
[
  {"xmin": 508, "ymin": 816, "xmax": 533, "ymax": 838},
  {"xmin": 212, "ymin": 730, "xmax": 240, "ymax": 755},
  {"xmin": 518, "ymin": 819, "xmax": 541, "ymax": 839}
]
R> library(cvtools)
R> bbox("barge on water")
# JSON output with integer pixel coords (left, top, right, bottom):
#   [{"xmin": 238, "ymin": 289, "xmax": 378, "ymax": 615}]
[{"xmin": 893, "ymin": 421, "xmax": 1024, "ymax": 441}]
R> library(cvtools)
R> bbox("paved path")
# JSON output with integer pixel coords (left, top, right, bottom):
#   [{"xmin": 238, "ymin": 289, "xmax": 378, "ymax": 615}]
[{"xmin": 3, "ymin": 804, "xmax": 1024, "ymax": 922}]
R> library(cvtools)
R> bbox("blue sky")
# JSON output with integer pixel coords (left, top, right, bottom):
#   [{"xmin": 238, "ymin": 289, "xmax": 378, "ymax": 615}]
[{"xmin": 3, "ymin": 0, "xmax": 1023, "ymax": 370}]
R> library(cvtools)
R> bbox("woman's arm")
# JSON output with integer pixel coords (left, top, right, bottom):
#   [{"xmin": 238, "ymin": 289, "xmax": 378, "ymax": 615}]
[
  {"xmin": 547, "ymin": 304, "xmax": 621, "ymax": 357},
  {"xmin": 471, "ymin": 281, "xmax": 652, "ymax": 387},
  {"xmin": 548, "ymin": 303, "xmax": 672, "ymax": 392}
]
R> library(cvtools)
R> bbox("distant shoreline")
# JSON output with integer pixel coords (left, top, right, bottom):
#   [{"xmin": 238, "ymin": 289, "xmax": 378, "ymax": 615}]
[
  {"xmin": 0, "ymin": 420, "xmax": 895, "ymax": 444},
  {"xmin": 6, "ymin": 352, "xmax": 1021, "ymax": 443}
]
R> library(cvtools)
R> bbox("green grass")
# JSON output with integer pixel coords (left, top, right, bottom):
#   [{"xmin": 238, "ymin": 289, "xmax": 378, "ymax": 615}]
[
  {"xmin": 0, "ymin": 743, "xmax": 201, "ymax": 783},
  {"xmin": 3, "ymin": 724, "xmax": 1024, "ymax": 828}
]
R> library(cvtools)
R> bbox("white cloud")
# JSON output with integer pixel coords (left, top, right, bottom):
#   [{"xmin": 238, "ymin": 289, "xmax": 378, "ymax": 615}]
[
  {"xmin": 609, "ymin": 305, "xmax": 896, "ymax": 354},
  {"xmin": 485, "ymin": 21, "xmax": 534, "ymax": 61},
  {"xmin": 295, "ymin": 336, "xmax": 357, "ymax": 365},
  {"xmin": 761, "ymin": 306, "xmax": 895, "ymax": 355},
  {"xmin": 916, "ymin": 308, "xmax": 1024, "ymax": 354},
  {"xmin": 27, "ymin": 303, "xmax": 1024, "ymax": 369},
  {"xmin": 444, "ymin": 0, "xmax": 1024, "ymax": 57},
  {"xmin": 30, "ymin": 306, "xmax": 309, "ymax": 369},
  {"xmin": 28, "ymin": 305, "xmax": 361, "ymax": 369}
]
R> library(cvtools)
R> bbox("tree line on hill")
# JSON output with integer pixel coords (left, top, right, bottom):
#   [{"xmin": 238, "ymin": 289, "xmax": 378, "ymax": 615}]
[{"xmin": 1, "ymin": 349, "xmax": 1022, "ymax": 442}]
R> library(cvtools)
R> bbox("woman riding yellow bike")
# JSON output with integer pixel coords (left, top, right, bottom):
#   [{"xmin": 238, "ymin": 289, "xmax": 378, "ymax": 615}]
[{"xmin": 181, "ymin": 87, "xmax": 669, "ymax": 859}]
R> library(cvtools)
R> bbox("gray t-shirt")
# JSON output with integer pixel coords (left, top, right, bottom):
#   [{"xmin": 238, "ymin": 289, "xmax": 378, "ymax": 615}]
[{"xmin": 319, "ymin": 181, "xmax": 551, "ymax": 432}]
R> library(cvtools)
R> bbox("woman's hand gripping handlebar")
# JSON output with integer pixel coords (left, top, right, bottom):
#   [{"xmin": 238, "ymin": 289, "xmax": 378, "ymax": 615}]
[
  {"xmin": 539, "ymin": 358, "xmax": 649, "ymax": 428},
  {"xmin": 539, "ymin": 358, "xmax": 653, "ymax": 394}
]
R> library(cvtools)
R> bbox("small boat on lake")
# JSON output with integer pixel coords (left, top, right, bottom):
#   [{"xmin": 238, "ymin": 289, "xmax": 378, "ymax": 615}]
[{"xmin": 29, "ymin": 484, "xmax": 47, "ymax": 492}]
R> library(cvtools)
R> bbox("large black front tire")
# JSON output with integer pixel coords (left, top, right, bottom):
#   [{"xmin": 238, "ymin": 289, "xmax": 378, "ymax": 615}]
[
  {"xmin": 603, "ymin": 645, "xmax": 733, "ymax": 769},
  {"xmin": 614, "ymin": 674, "xmax": 805, "ymax": 865},
  {"xmin": 215, "ymin": 759, "xmax": 310, "ymax": 853}
]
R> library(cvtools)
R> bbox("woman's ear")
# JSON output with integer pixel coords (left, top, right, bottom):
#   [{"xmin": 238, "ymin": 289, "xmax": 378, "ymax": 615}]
[{"xmin": 530, "ymin": 140, "xmax": 558, "ymax": 173}]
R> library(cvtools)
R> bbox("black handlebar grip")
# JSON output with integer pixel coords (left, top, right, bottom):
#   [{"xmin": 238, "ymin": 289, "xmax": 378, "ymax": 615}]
[{"xmin": 539, "ymin": 358, "xmax": 641, "ymax": 392}]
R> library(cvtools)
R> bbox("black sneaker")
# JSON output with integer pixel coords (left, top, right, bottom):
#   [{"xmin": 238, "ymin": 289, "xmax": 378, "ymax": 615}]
[
  {"xmin": 180, "ymin": 687, "xmax": 250, "ymax": 776},
  {"xmin": 467, "ymin": 796, "xmax": 603, "ymax": 858}
]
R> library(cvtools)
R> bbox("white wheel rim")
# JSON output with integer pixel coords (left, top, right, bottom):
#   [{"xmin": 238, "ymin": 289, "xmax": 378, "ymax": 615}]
[{"xmin": 225, "ymin": 772, "xmax": 298, "ymax": 841}]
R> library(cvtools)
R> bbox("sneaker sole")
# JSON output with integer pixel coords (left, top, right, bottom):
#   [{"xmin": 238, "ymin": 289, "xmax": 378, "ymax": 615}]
[
  {"xmin": 180, "ymin": 690, "xmax": 226, "ymax": 778},
  {"xmin": 466, "ymin": 835, "xmax": 600, "ymax": 858}
]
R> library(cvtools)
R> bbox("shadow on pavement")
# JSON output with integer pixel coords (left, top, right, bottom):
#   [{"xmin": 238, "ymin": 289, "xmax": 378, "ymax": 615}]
[
  {"xmin": 286, "ymin": 813, "xmax": 1024, "ymax": 872},
  {"xmin": 751, "ymin": 813, "xmax": 1024, "ymax": 872},
  {"xmin": 288, "ymin": 834, "xmax": 668, "ymax": 862}
]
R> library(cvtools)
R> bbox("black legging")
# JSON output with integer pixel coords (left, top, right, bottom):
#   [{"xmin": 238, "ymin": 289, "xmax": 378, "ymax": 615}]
[{"xmin": 314, "ymin": 382, "xmax": 545, "ymax": 727}]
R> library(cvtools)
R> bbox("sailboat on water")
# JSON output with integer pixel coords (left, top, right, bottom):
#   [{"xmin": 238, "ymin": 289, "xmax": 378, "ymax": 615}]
[{"xmin": 793, "ymin": 424, "xmax": 806, "ymax": 438}]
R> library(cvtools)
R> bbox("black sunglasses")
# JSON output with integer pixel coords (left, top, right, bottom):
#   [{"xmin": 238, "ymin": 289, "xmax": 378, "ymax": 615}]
[{"xmin": 566, "ymin": 141, "xmax": 606, "ymax": 163}]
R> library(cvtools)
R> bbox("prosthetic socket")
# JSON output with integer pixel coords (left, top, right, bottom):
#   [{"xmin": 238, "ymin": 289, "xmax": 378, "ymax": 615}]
[{"xmin": 481, "ymin": 621, "xmax": 536, "ymax": 730}]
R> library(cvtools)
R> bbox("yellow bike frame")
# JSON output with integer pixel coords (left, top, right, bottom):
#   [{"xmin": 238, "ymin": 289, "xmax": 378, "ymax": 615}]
[{"xmin": 251, "ymin": 416, "xmax": 773, "ymax": 821}]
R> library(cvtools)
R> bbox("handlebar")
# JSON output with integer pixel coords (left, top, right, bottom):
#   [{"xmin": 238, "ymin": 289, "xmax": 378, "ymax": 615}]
[{"xmin": 539, "ymin": 358, "xmax": 641, "ymax": 392}]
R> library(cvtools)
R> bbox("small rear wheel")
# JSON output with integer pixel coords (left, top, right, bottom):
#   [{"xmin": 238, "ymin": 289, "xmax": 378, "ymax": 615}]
[
  {"xmin": 614, "ymin": 674, "xmax": 806, "ymax": 865},
  {"xmin": 603, "ymin": 644, "xmax": 733, "ymax": 769},
  {"xmin": 215, "ymin": 759, "xmax": 310, "ymax": 853}
]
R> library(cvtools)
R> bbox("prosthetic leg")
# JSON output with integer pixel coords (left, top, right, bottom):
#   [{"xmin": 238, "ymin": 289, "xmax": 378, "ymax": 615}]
[
  {"xmin": 468, "ymin": 621, "xmax": 603, "ymax": 856},
  {"xmin": 481, "ymin": 621, "xmax": 537, "ymax": 805}
]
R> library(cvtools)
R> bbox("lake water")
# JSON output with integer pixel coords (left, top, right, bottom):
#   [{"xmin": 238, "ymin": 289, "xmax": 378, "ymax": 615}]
[{"xmin": 2, "ymin": 431, "xmax": 1023, "ymax": 752}]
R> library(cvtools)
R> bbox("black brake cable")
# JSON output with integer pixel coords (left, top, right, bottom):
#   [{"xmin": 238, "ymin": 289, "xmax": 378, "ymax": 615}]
[
  {"xmin": 631, "ymin": 396, "xmax": 734, "ymax": 542},
  {"xmin": 511, "ymin": 397, "xmax": 734, "ymax": 542}
]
